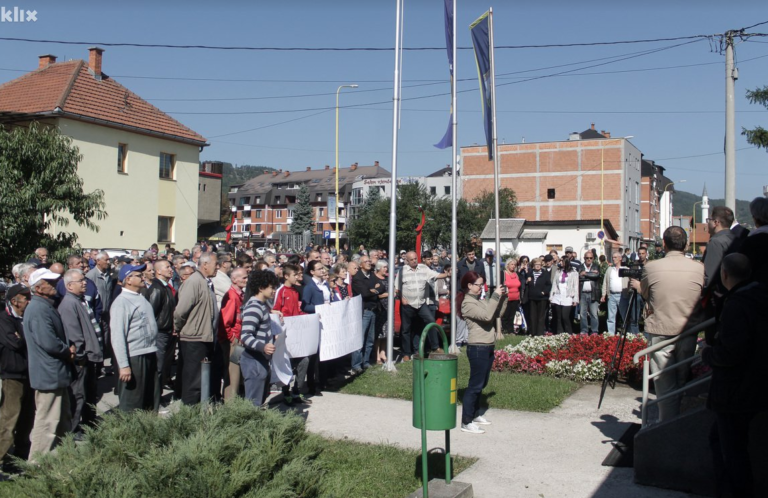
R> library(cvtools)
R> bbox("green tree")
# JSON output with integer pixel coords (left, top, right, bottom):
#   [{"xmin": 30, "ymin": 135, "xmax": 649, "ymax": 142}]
[
  {"xmin": 291, "ymin": 183, "xmax": 314, "ymax": 234},
  {"xmin": 0, "ymin": 122, "xmax": 106, "ymax": 269},
  {"xmin": 347, "ymin": 186, "xmax": 390, "ymax": 249},
  {"xmin": 742, "ymin": 86, "xmax": 768, "ymax": 151}
]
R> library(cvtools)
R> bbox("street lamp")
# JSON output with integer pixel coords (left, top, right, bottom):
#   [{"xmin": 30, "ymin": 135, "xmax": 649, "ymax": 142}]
[{"xmin": 335, "ymin": 84, "xmax": 358, "ymax": 254}]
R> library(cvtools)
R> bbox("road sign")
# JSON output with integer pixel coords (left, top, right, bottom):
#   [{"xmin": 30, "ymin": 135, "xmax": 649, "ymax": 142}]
[
  {"xmin": 323, "ymin": 230, "xmax": 331, "ymax": 240},
  {"xmin": 597, "ymin": 230, "xmax": 605, "ymax": 240}
]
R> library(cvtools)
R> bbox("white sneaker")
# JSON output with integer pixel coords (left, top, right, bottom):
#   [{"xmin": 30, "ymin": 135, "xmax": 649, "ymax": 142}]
[
  {"xmin": 473, "ymin": 416, "xmax": 491, "ymax": 426},
  {"xmin": 460, "ymin": 422, "xmax": 485, "ymax": 434}
]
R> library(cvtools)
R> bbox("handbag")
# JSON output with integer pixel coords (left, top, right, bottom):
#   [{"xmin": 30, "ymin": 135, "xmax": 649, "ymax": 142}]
[{"xmin": 229, "ymin": 340, "xmax": 245, "ymax": 365}]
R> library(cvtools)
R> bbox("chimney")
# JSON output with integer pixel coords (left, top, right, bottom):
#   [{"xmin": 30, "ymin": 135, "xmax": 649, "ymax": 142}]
[
  {"xmin": 590, "ymin": 123, "xmax": 595, "ymax": 130},
  {"xmin": 350, "ymin": 163, "xmax": 358, "ymax": 171},
  {"xmin": 263, "ymin": 171, "xmax": 270, "ymax": 175},
  {"xmin": 88, "ymin": 47, "xmax": 105, "ymax": 80},
  {"xmin": 600, "ymin": 130, "xmax": 606, "ymax": 136},
  {"xmin": 374, "ymin": 161, "xmax": 379, "ymax": 167},
  {"xmin": 605, "ymin": 131, "xmax": 611, "ymax": 138},
  {"xmin": 38, "ymin": 54, "xmax": 57, "ymax": 69},
  {"xmin": 272, "ymin": 171, "xmax": 278, "ymax": 177},
  {"xmin": 306, "ymin": 166, "xmax": 311, "ymax": 171},
  {"xmin": 324, "ymin": 165, "xmax": 330, "ymax": 170},
  {"xmin": 283, "ymin": 171, "xmax": 290, "ymax": 177}
]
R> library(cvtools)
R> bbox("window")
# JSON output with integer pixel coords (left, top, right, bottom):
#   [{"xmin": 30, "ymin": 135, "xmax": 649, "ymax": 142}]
[
  {"xmin": 444, "ymin": 186, "xmax": 450, "ymax": 195},
  {"xmin": 316, "ymin": 223, "xmax": 323, "ymax": 233},
  {"xmin": 288, "ymin": 209, "xmax": 295, "ymax": 218},
  {"xmin": 274, "ymin": 210, "xmax": 282, "ymax": 218},
  {"xmin": 238, "ymin": 196, "xmax": 250, "ymax": 206},
  {"xmin": 255, "ymin": 209, "xmax": 263, "ymax": 219},
  {"xmin": 254, "ymin": 224, "xmax": 262, "ymax": 232},
  {"xmin": 275, "ymin": 224, "xmax": 282, "ymax": 232},
  {"xmin": 198, "ymin": 183, "xmax": 201, "ymax": 191},
  {"xmin": 254, "ymin": 196, "xmax": 261, "ymax": 204},
  {"xmin": 159, "ymin": 153, "xmax": 175, "ymax": 179},
  {"xmin": 430, "ymin": 186, "xmax": 437, "ymax": 196},
  {"xmin": 316, "ymin": 194, "xmax": 323, "ymax": 202},
  {"xmin": 318, "ymin": 208, "xmax": 325, "ymax": 217},
  {"xmin": 275, "ymin": 196, "xmax": 281, "ymax": 204},
  {"xmin": 158, "ymin": 216, "xmax": 174, "ymax": 242},
  {"xmin": 547, "ymin": 188, "xmax": 556, "ymax": 200},
  {"xmin": 203, "ymin": 184, "xmax": 206, "ymax": 192},
  {"xmin": 117, "ymin": 144, "xmax": 127, "ymax": 173}
]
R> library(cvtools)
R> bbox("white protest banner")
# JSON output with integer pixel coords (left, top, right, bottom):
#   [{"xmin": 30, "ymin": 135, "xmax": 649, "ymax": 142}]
[
  {"xmin": 269, "ymin": 321, "xmax": 292, "ymax": 386},
  {"xmin": 283, "ymin": 313, "xmax": 320, "ymax": 358},
  {"xmin": 316, "ymin": 295, "xmax": 363, "ymax": 361}
]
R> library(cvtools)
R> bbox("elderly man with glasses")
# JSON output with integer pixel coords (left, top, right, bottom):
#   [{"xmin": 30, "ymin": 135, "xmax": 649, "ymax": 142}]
[{"xmin": 578, "ymin": 251, "xmax": 601, "ymax": 334}]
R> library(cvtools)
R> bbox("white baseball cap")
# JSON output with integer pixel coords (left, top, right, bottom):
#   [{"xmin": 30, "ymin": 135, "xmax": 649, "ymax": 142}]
[{"xmin": 28, "ymin": 268, "xmax": 61, "ymax": 288}]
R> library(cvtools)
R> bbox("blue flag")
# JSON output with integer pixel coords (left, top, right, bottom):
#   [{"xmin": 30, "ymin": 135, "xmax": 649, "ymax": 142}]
[
  {"xmin": 470, "ymin": 11, "xmax": 493, "ymax": 160},
  {"xmin": 434, "ymin": 0, "xmax": 453, "ymax": 149}
]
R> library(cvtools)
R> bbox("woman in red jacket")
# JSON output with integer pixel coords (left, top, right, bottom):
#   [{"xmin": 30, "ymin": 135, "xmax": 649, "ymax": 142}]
[
  {"xmin": 218, "ymin": 267, "xmax": 248, "ymax": 401},
  {"xmin": 501, "ymin": 258, "xmax": 522, "ymax": 334}
]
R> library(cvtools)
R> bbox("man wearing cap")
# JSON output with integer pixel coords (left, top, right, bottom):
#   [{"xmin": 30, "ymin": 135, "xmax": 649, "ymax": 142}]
[
  {"xmin": 0, "ymin": 285, "xmax": 34, "ymax": 463},
  {"xmin": 565, "ymin": 247, "xmax": 583, "ymax": 273},
  {"xmin": 58, "ymin": 269, "xmax": 103, "ymax": 437},
  {"xmin": 110, "ymin": 264, "xmax": 160, "ymax": 412},
  {"xmin": 483, "ymin": 249, "xmax": 498, "ymax": 294},
  {"xmin": 174, "ymin": 253, "xmax": 218, "ymax": 405},
  {"xmin": 23, "ymin": 268, "xmax": 75, "ymax": 461}
]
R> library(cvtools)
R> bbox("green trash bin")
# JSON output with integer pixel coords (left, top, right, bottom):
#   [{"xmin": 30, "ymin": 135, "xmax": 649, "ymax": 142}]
[{"xmin": 412, "ymin": 323, "xmax": 458, "ymax": 431}]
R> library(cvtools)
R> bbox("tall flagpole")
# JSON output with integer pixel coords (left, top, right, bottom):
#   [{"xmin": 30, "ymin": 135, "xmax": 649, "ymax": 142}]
[
  {"xmin": 488, "ymin": 7, "xmax": 503, "ymax": 340},
  {"xmin": 449, "ymin": 0, "xmax": 459, "ymax": 354},
  {"xmin": 384, "ymin": 0, "xmax": 403, "ymax": 372}
]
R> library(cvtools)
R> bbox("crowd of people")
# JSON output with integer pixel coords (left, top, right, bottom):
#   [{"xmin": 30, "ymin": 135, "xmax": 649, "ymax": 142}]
[{"xmin": 0, "ymin": 197, "xmax": 766, "ymax": 494}]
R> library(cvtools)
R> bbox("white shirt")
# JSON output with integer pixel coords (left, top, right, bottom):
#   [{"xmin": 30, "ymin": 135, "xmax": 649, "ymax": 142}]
[
  {"xmin": 609, "ymin": 267, "xmax": 623, "ymax": 293},
  {"xmin": 314, "ymin": 276, "xmax": 330, "ymax": 304}
]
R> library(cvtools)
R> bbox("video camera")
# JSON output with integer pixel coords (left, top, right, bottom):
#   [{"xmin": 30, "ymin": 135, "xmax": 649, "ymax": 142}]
[{"xmin": 618, "ymin": 261, "xmax": 644, "ymax": 280}]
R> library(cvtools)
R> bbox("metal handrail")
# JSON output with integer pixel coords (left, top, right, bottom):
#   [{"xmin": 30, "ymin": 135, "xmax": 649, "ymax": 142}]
[
  {"xmin": 636, "ymin": 317, "xmax": 715, "ymax": 427},
  {"xmin": 633, "ymin": 317, "xmax": 715, "ymax": 364}
]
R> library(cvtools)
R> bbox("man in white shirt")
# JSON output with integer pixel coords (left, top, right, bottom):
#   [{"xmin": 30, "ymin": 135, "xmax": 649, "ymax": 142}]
[{"xmin": 601, "ymin": 252, "xmax": 628, "ymax": 336}]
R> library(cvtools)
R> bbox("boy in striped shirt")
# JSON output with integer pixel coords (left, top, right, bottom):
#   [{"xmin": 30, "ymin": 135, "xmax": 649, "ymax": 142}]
[{"xmin": 239, "ymin": 270, "xmax": 280, "ymax": 407}]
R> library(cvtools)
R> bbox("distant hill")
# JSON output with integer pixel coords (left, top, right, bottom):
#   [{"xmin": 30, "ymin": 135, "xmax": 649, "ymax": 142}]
[
  {"xmin": 220, "ymin": 163, "xmax": 277, "ymax": 193},
  {"xmin": 673, "ymin": 190, "xmax": 754, "ymax": 229}
]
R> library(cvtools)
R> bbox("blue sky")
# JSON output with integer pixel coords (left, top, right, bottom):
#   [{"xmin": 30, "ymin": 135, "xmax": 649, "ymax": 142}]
[{"xmin": 1, "ymin": 0, "xmax": 767, "ymax": 200}]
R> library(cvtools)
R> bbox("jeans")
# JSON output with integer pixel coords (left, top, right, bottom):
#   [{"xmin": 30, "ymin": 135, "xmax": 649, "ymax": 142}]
[
  {"xmin": 352, "ymin": 309, "xmax": 378, "ymax": 369},
  {"xmin": 400, "ymin": 304, "xmax": 438, "ymax": 356},
  {"xmin": 579, "ymin": 293, "xmax": 599, "ymax": 334},
  {"xmin": 648, "ymin": 333, "xmax": 697, "ymax": 422},
  {"xmin": 461, "ymin": 345, "xmax": 494, "ymax": 425},
  {"xmin": 606, "ymin": 293, "xmax": 622, "ymax": 336},
  {"xmin": 628, "ymin": 294, "xmax": 643, "ymax": 334},
  {"xmin": 240, "ymin": 350, "xmax": 271, "ymax": 407}
]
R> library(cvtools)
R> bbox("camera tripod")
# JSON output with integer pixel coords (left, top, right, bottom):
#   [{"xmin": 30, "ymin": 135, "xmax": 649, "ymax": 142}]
[{"xmin": 598, "ymin": 286, "xmax": 639, "ymax": 409}]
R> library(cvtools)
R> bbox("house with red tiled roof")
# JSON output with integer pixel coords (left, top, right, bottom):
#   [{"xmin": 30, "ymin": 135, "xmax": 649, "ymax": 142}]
[{"xmin": 0, "ymin": 48, "xmax": 209, "ymax": 250}]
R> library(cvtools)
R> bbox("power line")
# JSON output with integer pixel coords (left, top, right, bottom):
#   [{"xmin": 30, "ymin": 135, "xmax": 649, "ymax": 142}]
[
  {"xmin": 655, "ymin": 146, "xmax": 755, "ymax": 161},
  {"xmin": 740, "ymin": 20, "xmax": 768, "ymax": 31},
  {"xmin": 0, "ymin": 34, "xmax": 718, "ymax": 51},
  {"xmin": 206, "ymin": 110, "xmax": 332, "ymax": 139}
]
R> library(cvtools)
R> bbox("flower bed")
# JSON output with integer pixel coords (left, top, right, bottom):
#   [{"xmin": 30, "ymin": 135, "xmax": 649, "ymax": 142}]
[{"xmin": 493, "ymin": 333, "xmax": 647, "ymax": 382}]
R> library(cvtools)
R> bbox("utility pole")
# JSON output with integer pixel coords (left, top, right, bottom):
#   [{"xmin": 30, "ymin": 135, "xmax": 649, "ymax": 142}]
[{"xmin": 724, "ymin": 30, "xmax": 738, "ymax": 212}]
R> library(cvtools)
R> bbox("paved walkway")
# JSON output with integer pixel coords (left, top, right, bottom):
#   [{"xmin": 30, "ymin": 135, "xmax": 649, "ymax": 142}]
[{"xmin": 96, "ymin": 375, "xmax": 701, "ymax": 498}]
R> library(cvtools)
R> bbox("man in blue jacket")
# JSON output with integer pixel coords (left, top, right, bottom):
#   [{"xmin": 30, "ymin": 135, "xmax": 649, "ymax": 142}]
[{"xmin": 23, "ymin": 268, "xmax": 75, "ymax": 462}]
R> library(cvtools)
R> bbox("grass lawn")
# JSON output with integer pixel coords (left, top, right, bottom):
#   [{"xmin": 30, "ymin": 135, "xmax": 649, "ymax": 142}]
[
  {"xmin": 338, "ymin": 335, "xmax": 580, "ymax": 412},
  {"xmin": 316, "ymin": 436, "xmax": 475, "ymax": 498}
]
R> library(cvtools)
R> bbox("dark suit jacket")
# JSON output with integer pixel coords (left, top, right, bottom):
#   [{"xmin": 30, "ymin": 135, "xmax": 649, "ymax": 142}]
[
  {"xmin": 301, "ymin": 277, "xmax": 326, "ymax": 314},
  {"xmin": 457, "ymin": 258, "xmax": 486, "ymax": 286}
]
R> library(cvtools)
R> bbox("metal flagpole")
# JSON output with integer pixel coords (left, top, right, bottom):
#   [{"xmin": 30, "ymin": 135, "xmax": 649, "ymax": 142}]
[
  {"xmin": 449, "ymin": 0, "xmax": 459, "ymax": 355},
  {"xmin": 384, "ymin": 0, "xmax": 404, "ymax": 372},
  {"xmin": 488, "ymin": 7, "xmax": 503, "ymax": 340}
]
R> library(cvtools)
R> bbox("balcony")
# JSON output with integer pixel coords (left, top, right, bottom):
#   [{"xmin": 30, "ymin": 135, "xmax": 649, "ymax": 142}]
[{"xmin": 199, "ymin": 161, "xmax": 223, "ymax": 178}]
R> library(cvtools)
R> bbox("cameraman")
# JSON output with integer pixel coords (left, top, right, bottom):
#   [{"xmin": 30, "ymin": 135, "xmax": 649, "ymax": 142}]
[{"xmin": 630, "ymin": 226, "xmax": 704, "ymax": 422}]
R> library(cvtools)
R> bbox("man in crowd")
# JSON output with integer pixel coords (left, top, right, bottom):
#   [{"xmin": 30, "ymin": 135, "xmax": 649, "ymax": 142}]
[
  {"xmin": 110, "ymin": 264, "xmax": 160, "ymax": 412},
  {"xmin": 218, "ymin": 267, "xmax": 248, "ymax": 401},
  {"xmin": 58, "ymin": 269, "xmax": 103, "ymax": 438},
  {"xmin": 565, "ymin": 246, "xmax": 582, "ymax": 272},
  {"xmin": 174, "ymin": 253, "xmax": 218, "ymax": 405},
  {"xmin": 351, "ymin": 255, "xmax": 381, "ymax": 371},
  {"xmin": 57, "ymin": 255, "xmax": 103, "ymax": 323},
  {"xmin": 631, "ymin": 226, "xmax": 704, "ymax": 422},
  {"xmin": 579, "ymin": 251, "xmax": 601, "ymax": 334},
  {"xmin": 702, "ymin": 254, "xmax": 767, "ymax": 497},
  {"xmin": 601, "ymin": 251, "xmax": 629, "ymax": 336},
  {"xmin": 211, "ymin": 252, "xmax": 233, "ymax": 310},
  {"xmin": 23, "ymin": 268, "xmax": 74, "ymax": 461},
  {"xmin": 319, "ymin": 251, "xmax": 332, "ymax": 269},
  {"xmin": 191, "ymin": 246, "xmax": 203, "ymax": 266},
  {"xmin": 703, "ymin": 206, "xmax": 736, "ymax": 288},
  {"xmin": 304, "ymin": 250, "xmax": 320, "ymax": 275},
  {"xmin": 397, "ymin": 251, "xmax": 450, "ymax": 360},
  {"xmin": 236, "ymin": 252, "xmax": 253, "ymax": 273},
  {"xmin": 457, "ymin": 249, "xmax": 486, "ymax": 284},
  {"xmin": 87, "ymin": 251, "xmax": 115, "ymax": 314},
  {"xmin": 171, "ymin": 254, "xmax": 186, "ymax": 290},
  {"xmin": 145, "ymin": 259, "xmax": 177, "ymax": 392},
  {"xmin": 0, "ymin": 285, "xmax": 34, "ymax": 464}
]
